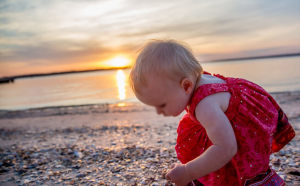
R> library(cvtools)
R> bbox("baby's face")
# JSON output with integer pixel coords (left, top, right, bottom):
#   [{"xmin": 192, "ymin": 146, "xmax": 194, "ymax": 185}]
[{"xmin": 135, "ymin": 74, "xmax": 191, "ymax": 117}]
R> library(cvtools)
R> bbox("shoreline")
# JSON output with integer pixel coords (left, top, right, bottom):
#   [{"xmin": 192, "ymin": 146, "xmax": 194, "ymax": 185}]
[
  {"xmin": 1, "ymin": 90, "xmax": 300, "ymax": 117},
  {"xmin": 0, "ymin": 91, "xmax": 299, "ymax": 185},
  {"xmin": 0, "ymin": 102, "xmax": 150, "ymax": 119}
]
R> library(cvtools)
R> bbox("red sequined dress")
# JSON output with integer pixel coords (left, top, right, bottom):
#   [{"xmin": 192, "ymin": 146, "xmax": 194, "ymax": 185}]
[{"xmin": 175, "ymin": 73, "xmax": 295, "ymax": 186}]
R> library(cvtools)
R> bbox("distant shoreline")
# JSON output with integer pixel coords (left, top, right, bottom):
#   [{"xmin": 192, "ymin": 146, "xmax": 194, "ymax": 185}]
[
  {"xmin": 203, "ymin": 52, "xmax": 300, "ymax": 63},
  {"xmin": 0, "ymin": 66, "xmax": 130, "ymax": 84},
  {"xmin": 1, "ymin": 52, "xmax": 300, "ymax": 83}
]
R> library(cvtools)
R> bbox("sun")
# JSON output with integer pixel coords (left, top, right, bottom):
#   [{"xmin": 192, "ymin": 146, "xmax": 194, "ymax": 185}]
[{"xmin": 103, "ymin": 55, "xmax": 132, "ymax": 68}]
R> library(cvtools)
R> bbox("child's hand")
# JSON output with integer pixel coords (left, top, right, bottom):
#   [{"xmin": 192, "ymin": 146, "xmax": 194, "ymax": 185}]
[{"xmin": 165, "ymin": 163, "xmax": 193, "ymax": 186}]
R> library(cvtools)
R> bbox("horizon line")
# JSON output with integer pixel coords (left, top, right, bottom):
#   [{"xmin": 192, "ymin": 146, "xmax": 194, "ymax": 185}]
[
  {"xmin": 202, "ymin": 52, "xmax": 300, "ymax": 63},
  {"xmin": 1, "ymin": 52, "xmax": 300, "ymax": 80},
  {"xmin": 0, "ymin": 66, "xmax": 131, "ymax": 82}
]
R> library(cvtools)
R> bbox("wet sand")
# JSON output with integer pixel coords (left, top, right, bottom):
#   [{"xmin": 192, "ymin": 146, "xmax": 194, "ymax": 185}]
[{"xmin": 0, "ymin": 91, "xmax": 299, "ymax": 185}]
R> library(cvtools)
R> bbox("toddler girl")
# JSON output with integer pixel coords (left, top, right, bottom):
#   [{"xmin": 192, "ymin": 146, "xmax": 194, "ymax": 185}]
[{"xmin": 129, "ymin": 40, "xmax": 295, "ymax": 186}]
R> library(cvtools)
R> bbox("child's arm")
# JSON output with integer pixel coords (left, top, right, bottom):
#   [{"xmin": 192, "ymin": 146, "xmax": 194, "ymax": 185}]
[
  {"xmin": 185, "ymin": 94, "xmax": 237, "ymax": 179},
  {"xmin": 166, "ymin": 93, "xmax": 237, "ymax": 185}
]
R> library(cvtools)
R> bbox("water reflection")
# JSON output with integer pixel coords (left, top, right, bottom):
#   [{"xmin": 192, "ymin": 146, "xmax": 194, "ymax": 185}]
[
  {"xmin": 1, "ymin": 57, "xmax": 299, "ymax": 110},
  {"xmin": 116, "ymin": 70, "xmax": 126, "ymax": 100}
]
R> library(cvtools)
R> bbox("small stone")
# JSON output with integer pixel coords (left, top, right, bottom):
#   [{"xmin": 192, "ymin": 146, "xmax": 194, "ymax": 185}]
[
  {"xmin": 74, "ymin": 151, "xmax": 83, "ymax": 158},
  {"xmin": 76, "ymin": 173, "xmax": 86, "ymax": 178},
  {"xmin": 68, "ymin": 180, "xmax": 75, "ymax": 184},
  {"xmin": 285, "ymin": 168, "xmax": 300, "ymax": 176},
  {"xmin": 152, "ymin": 182, "xmax": 159, "ymax": 186},
  {"xmin": 278, "ymin": 172, "xmax": 286, "ymax": 180},
  {"xmin": 72, "ymin": 165, "xmax": 81, "ymax": 169},
  {"xmin": 23, "ymin": 179, "xmax": 31, "ymax": 184},
  {"xmin": 271, "ymin": 159, "xmax": 281, "ymax": 166},
  {"xmin": 279, "ymin": 150, "xmax": 286, "ymax": 156},
  {"xmin": 141, "ymin": 178, "xmax": 147, "ymax": 185}
]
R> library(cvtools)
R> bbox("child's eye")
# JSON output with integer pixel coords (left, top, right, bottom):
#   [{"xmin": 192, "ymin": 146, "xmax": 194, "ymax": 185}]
[{"xmin": 159, "ymin": 104, "xmax": 166, "ymax": 108}]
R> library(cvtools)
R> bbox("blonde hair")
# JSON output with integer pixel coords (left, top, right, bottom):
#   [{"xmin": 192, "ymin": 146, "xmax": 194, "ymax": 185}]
[{"xmin": 130, "ymin": 39, "xmax": 203, "ymax": 92}]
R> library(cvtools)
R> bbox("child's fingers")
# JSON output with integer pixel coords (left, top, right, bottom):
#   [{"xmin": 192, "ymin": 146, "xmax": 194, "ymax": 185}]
[
  {"xmin": 165, "ymin": 172, "xmax": 171, "ymax": 181},
  {"xmin": 165, "ymin": 170, "xmax": 173, "ymax": 181},
  {"xmin": 165, "ymin": 163, "xmax": 177, "ymax": 181},
  {"xmin": 170, "ymin": 163, "xmax": 176, "ymax": 169}
]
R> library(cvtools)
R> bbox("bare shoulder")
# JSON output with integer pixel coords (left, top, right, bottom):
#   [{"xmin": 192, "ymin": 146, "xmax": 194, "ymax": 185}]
[
  {"xmin": 203, "ymin": 92, "xmax": 230, "ymax": 112},
  {"xmin": 196, "ymin": 75, "xmax": 231, "ymax": 113},
  {"xmin": 194, "ymin": 92, "xmax": 231, "ymax": 125}
]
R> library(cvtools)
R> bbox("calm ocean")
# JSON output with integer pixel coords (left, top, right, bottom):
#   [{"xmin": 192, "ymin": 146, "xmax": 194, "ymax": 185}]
[{"xmin": 0, "ymin": 56, "xmax": 299, "ymax": 111}]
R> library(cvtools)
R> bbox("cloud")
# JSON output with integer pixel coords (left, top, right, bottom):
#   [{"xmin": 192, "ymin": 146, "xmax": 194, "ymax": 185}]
[
  {"xmin": 0, "ymin": 0, "xmax": 300, "ymax": 76},
  {"xmin": 0, "ymin": 29, "xmax": 34, "ymax": 38},
  {"xmin": 199, "ymin": 45, "xmax": 300, "ymax": 62},
  {"xmin": 0, "ymin": 40, "xmax": 139, "ymax": 65}
]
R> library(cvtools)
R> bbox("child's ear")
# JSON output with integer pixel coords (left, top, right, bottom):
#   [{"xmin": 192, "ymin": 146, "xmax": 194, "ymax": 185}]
[{"xmin": 180, "ymin": 78, "xmax": 193, "ymax": 94}]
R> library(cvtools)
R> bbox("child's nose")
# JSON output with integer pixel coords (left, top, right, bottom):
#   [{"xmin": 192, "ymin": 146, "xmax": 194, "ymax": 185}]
[{"xmin": 156, "ymin": 108, "xmax": 163, "ymax": 115}]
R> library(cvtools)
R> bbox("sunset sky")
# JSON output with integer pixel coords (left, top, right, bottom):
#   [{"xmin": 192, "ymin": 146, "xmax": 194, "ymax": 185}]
[{"xmin": 0, "ymin": 0, "xmax": 299, "ymax": 77}]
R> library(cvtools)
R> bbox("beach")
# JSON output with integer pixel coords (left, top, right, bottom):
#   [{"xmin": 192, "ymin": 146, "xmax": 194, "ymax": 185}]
[{"xmin": 0, "ymin": 91, "xmax": 299, "ymax": 185}]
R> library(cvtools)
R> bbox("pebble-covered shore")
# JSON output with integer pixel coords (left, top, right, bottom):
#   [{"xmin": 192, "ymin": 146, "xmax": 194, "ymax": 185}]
[{"xmin": 0, "ymin": 92, "xmax": 299, "ymax": 185}]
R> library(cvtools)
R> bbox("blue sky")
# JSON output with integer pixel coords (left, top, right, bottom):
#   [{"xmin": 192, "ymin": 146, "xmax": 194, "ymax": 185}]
[{"xmin": 0, "ymin": 0, "xmax": 299, "ymax": 76}]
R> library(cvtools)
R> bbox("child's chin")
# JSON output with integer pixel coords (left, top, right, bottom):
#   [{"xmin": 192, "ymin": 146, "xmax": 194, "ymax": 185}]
[
  {"xmin": 164, "ymin": 111, "xmax": 182, "ymax": 117},
  {"xmin": 171, "ymin": 112, "xmax": 181, "ymax": 117}
]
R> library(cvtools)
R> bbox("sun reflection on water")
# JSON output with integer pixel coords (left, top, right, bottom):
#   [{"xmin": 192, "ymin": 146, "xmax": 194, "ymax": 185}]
[{"xmin": 116, "ymin": 70, "xmax": 126, "ymax": 101}]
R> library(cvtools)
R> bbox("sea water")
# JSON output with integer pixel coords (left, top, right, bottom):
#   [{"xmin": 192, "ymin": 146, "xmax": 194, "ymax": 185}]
[{"xmin": 0, "ymin": 56, "xmax": 299, "ymax": 110}]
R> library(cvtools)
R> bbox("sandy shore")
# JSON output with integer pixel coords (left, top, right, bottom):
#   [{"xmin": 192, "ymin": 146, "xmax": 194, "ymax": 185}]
[{"xmin": 0, "ymin": 91, "xmax": 299, "ymax": 185}]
